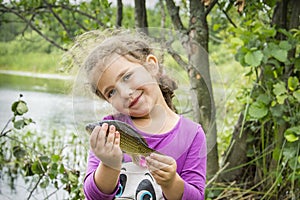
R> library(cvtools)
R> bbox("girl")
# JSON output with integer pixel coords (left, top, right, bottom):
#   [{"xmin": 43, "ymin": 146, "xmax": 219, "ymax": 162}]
[{"xmin": 82, "ymin": 31, "xmax": 207, "ymax": 200}]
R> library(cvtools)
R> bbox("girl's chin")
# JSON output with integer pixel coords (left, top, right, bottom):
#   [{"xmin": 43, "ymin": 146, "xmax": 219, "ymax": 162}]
[{"xmin": 128, "ymin": 110, "xmax": 151, "ymax": 118}]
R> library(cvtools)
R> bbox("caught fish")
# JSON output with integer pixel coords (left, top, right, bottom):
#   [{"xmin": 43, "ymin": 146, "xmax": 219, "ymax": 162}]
[{"xmin": 85, "ymin": 120, "xmax": 155, "ymax": 156}]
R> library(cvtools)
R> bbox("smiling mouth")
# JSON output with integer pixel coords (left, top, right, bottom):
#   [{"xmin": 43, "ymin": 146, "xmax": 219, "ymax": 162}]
[{"xmin": 129, "ymin": 92, "xmax": 143, "ymax": 108}]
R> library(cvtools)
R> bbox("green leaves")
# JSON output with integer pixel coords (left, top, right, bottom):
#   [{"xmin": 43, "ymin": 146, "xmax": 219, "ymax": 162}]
[
  {"xmin": 245, "ymin": 50, "xmax": 263, "ymax": 67},
  {"xmin": 12, "ymin": 145, "xmax": 26, "ymax": 159},
  {"xmin": 284, "ymin": 126, "xmax": 300, "ymax": 142},
  {"xmin": 288, "ymin": 77, "xmax": 299, "ymax": 91},
  {"xmin": 248, "ymin": 102, "xmax": 268, "ymax": 119},
  {"xmin": 248, "ymin": 94, "xmax": 270, "ymax": 119},
  {"xmin": 293, "ymin": 90, "xmax": 300, "ymax": 102},
  {"xmin": 9, "ymin": 95, "xmax": 34, "ymax": 130},
  {"xmin": 264, "ymin": 42, "xmax": 291, "ymax": 63},
  {"xmin": 273, "ymin": 82, "xmax": 287, "ymax": 104},
  {"xmin": 11, "ymin": 100, "xmax": 28, "ymax": 116}
]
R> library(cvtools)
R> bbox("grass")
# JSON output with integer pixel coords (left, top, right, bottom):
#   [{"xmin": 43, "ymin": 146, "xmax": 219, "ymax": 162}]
[{"xmin": 0, "ymin": 52, "xmax": 64, "ymax": 74}]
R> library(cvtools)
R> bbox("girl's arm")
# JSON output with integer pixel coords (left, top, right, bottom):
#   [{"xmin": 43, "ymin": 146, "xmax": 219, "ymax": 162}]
[
  {"xmin": 83, "ymin": 151, "xmax": 119, "ymax": 200},
  {"xmin": 147, "ymin": 125, "xmax": 207, "ymax": 200},
  {"xmin": 94, "ymin": 163, "xmax": 120, "ymax": 194},
  {"xmin": 179, "ymin": 126, "xmax": 207, "ymax": 200},
  {"xmin": 146, "ymin": 153, "xmax": 184, "ymax": 200},
  {"xmin": 84, "ymin": 121, "xmax": 123, "ymax": 200}
]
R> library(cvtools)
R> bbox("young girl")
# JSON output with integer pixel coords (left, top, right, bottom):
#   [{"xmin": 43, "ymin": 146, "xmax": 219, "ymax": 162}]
[{"xmin": 82, "ymin": 31, "xmax": 207, "ymax": 200}]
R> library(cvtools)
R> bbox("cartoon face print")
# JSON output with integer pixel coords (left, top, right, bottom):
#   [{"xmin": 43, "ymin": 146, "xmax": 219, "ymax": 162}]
[{"xmin": 115, "ymin": 162, "xmax": 164, "ymax": 200}]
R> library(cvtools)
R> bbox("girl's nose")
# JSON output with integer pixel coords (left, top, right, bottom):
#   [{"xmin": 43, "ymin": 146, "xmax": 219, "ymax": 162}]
[{"xmin": 117, "ymin": 83, "xmax": 133, "ymax": 98}]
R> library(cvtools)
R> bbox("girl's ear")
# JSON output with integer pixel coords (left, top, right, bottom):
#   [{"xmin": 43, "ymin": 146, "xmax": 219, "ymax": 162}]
[{"xmin": 145, "ymin": 54, "xmax": 159, "ymax": 75}]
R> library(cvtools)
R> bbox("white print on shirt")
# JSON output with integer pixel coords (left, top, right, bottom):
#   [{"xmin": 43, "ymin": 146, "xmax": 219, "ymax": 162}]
[{"xmin": 115, "ymin": 162, "xmax": 164, "ymax": 200}]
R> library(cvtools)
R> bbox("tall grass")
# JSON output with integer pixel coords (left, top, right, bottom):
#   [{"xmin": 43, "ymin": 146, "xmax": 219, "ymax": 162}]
[
  {"xmin": 0, "ymin": 32, "xmax": 64, "ymax": 74},
  {"xmin": 0, "ymin": 52, "xmax": 62, "ymax": 73}
]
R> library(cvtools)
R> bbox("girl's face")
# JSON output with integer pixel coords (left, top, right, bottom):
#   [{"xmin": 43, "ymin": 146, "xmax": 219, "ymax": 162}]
[{"xmin": 95, "ymin": 55, "xmax": 162, "ymax": 118}]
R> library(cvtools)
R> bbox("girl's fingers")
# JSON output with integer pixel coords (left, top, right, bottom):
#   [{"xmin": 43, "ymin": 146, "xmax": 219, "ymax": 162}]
[
  {"xmin": 105, "ymin": 125, "xmax": 116, "ymax": 148},
  {"xmin": 150, "ymin": 153, "xmax": 174, "ymax": 165},
  {"xmin": 98, "ymin": 123, "xmax": 109, "ymax": 147},
  {"xmin": 90, "ymin": 125, "xmax": 101, "ymax": 148},
  {"xmin": 146, "ymin": 155, "xmax": 169, "ymax": 171},
  {"xmin": 114, "ymin": 131, "xmax": 120, "ymax": 146},
  {"xmin": 90, "ymin": 123, "xmax": 108, "ymax": 149}
]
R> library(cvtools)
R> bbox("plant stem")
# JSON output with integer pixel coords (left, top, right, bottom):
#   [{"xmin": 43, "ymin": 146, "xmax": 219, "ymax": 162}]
[
  {"xmin": 27, "ymin": 175, "xmax": 43, "ymax": 200},
  {"xmin": 0, "ymin": 117, "xmax": 13, "ymax": 137}
]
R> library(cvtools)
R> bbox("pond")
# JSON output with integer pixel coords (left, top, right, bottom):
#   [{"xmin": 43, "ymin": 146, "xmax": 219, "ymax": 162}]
[{"xmin": 0, "ymin": 71, "xmax": 101, "ymax": 199}]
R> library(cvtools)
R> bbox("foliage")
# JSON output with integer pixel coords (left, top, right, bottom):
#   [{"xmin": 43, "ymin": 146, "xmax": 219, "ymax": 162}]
[
  {"xmin": 209, "ymin": 0, "xmax": 300, "ymax": 199},
  {"xmin": 0, "ymin": 0, "xmax": 114, "ymax": 50},
  {"xmin": 0, "ymin": 94, "xmax": 87, "ymax": 199},
  {"xmin": 0, "ymin": 13, "xmax": 25, "ymax": 42}
]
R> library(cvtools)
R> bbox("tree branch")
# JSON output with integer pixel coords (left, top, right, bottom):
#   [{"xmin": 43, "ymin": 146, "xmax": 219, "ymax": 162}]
[
  {"xmin": 159, "ymin": 0, "xmax": 166, "ymax": 29},
  {"xmin": 205, "ymin": 0, "xmax": 218, "ymax": 17},
  {"xmin": 0, "ymin": 117, "xmax": 13, "ymax": 137},
  {"xmin": 164, "ymin": 0, "xmax": 186, "ymax": 31},
  {"xmin": 59, "ymin": 4, "xmax": 107, "ymax": 28},
  {"xmin": 45, "ymin": 0, "xmax": 72, "ymax": 38},
  {"xmin": 165, "ymin": 38, "xmax": 189, "ymax": 71},
  {"xmin": 217, "ymin": 1, "xmax": 237, "ymax": 28},
  {"xmin": 1, "ymin": 4, "xmax": 67, "ymax": 51},
  {"xmin": 27, "ymin": 175, "xmax": 43, "ymax": 200}
]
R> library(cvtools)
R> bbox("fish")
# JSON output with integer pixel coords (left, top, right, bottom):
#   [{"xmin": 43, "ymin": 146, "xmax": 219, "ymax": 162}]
[{"xmin": 85, "ymin": 120, "xmax": 155, "ymax": 156}]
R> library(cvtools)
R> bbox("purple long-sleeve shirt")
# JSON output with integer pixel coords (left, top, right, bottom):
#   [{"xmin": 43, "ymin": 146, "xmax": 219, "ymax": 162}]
[{"xmin": 83, "ymin": 114, "xmax": 207, "ymax": 200}]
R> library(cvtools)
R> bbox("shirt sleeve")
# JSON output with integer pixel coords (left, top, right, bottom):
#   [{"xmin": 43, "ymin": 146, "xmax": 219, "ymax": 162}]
[
  {"xmin": 180, "ymin": 125, "xmax": 207, "ymax": 200},
  {"xmin": 83, "ymin": 151, "xmax": 120, "ymax": 200}
]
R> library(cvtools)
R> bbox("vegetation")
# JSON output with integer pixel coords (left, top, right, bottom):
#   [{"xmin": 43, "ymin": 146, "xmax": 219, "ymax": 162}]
[
  {"xmin": 0, "ymin": 95, "xmax": 87, "ymax": 199},
  {"xmin": 0, "ymin": 0, "xmax": 299, "ymax": 199}
]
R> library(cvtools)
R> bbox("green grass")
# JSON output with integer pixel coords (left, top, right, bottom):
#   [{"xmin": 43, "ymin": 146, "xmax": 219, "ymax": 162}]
[{"xmin": 0, "ymin": 52, "xmax": 63, "ymax": 74}]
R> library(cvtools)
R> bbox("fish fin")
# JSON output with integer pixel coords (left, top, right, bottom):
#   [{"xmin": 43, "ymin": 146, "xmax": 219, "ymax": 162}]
[
  {"xmin": 130, "ymin": 154, "xmax": 140, "ymax": 166},
  {"xmin": 129, "ymin": 154, "xmax": 147, "ymax": 168}
]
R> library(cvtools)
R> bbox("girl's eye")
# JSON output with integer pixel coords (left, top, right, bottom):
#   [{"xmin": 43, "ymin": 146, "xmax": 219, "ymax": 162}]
[
  {"xmin": 108, "ymin": 89, "xmax": 116, "ymax": 98},
  {"xmin": 123, "ymin": 73, "xmax": 131, "ymax": 81}
]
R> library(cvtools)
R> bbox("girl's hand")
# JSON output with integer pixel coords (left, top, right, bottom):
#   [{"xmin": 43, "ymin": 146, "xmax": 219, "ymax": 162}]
[
  {"xmin": 90, "ymin": 123, "xmax": 123, "ymax": 170},
  {"xmin": 146, "ymin": 153, "xmax": 178, "ymax": 188}
]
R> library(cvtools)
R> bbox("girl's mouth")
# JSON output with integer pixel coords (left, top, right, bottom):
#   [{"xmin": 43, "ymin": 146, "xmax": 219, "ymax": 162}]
[{"xmin": 129, "ymin": 92, "xmax": 143, "ymax": 108}]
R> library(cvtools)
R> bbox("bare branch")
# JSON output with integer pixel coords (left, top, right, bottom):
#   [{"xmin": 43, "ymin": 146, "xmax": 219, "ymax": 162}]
[
  {"xmin": 165, "ymin": 38, "xmax": 189, "ymax": 71},
  {"xmin": 165, "ymin": 0, "xmax": 186, "ymax": 31},
  {"xmin": 0, "ymin": 117, "xmax": 13, "ymax": 137},
  {"xmin": 44, "ymin": 0, "xmax": 72, "ymax": 38},
  {"xmin": 217, "ymin": 1, "xmax": 237, "ymax": 28},
  {"xmin": 27, "ymin": 175, "xmax": 43, "ymax": 200},
  {"xmin": 59, "ymin": 4, "xmax": 107, "ymax": 28},
  {"xmin": 205, "ymin": 0, "xmax": 218, "ymax": 17},
  {"xmin": 159, "ymin": 0, "xmax": 166, "ymax": 29}
]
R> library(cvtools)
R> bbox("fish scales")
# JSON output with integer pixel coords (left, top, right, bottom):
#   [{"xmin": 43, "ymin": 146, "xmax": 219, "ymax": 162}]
[{"xmin": 85, "ymin": 120, "xmax": 155, "ymax": 155}]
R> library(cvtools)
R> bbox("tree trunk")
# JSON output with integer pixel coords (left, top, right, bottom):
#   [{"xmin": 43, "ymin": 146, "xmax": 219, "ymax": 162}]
[
  {"xmin": 165, "ymin": 0, "xmax": 219, "ymax": 177},
  {"xmin": 188, "ymin": 0, "xmax": 219, "ymax": 178},
  {"xmin": 116, "ymin": 0, "xmax": 123, "ymax": 27},
  {"xmin": 134, "ymin": 0, "xmax": 148, "ymax": 34},
  {"xmin": 218, "ymin": 113, "xmax": 248, "ymax": 182}
]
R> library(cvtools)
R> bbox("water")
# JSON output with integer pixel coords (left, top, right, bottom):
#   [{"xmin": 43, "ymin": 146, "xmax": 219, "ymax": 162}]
[{"xmin": 0, "ymin": 71, "xmax": 99, "ymax": 199}]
